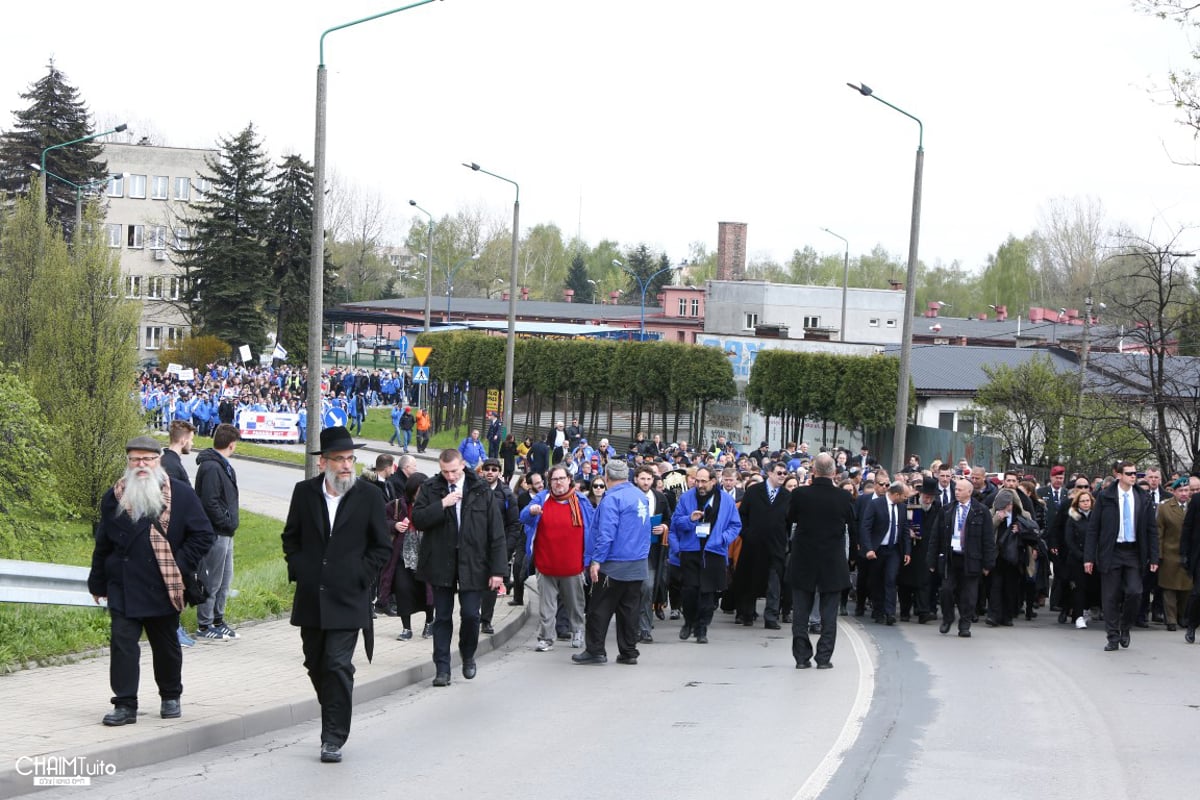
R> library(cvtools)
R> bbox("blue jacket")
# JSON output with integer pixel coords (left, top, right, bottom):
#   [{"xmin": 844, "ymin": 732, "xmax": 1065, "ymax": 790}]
[
  {"xmin": 590, "ymin": 481, "xmax": 651, "ymax": 566},
  {"xmin": 460, "ymin": 437, "xmax": 486, "ymax": 468},
  {"xmin": 520, "ymin": 489, "xmax": 596, "ymax": 570},
  {"xmin": 669, "ymin": 488, "xmax": 742, "ymax": 560}
]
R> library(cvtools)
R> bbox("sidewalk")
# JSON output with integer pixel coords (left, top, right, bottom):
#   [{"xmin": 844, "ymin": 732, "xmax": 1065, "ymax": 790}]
[{"xmin": 0, "ymin": 435, "xmax": 529, "ymax": 799}]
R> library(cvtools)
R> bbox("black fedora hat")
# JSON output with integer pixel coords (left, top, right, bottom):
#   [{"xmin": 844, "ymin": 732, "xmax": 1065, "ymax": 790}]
[
  {"xmin": 920, "ymin": 475, "xmax": 940, "ymax": 495},
  {"xmin": 309, "ymin": 425, "xmax": 366, "ymax": 456}
]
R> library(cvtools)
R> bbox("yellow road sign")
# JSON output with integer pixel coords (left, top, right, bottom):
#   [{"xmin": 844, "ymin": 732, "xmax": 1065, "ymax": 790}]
[{"xmin": 412, "ymin": 346, "xmax": 432, "ymax": 366}]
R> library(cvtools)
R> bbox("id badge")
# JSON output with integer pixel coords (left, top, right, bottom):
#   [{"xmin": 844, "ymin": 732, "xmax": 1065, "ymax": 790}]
[{"xmin": 695, "ymin": 523, "xmax": 711, "ymax": 539}]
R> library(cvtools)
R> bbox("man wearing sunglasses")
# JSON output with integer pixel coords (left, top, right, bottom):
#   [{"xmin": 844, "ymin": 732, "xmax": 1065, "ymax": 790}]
[
  {"xmin": 476, "ymin": 458, "xmax": 523, "ymax": 626},
  {"xmin": 730, "ymin": 462, "xmax": 792, "ymax": 630},
  {"xmin": 1085, "ymin": 460, "xmax": 1160, "ymax": 652}
]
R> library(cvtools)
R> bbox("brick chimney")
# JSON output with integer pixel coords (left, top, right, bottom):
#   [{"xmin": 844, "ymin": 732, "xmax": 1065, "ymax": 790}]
[
  {"xmin": 563, "ymin": 289, "xmax": 574, "ymax": 303},
  {"xmin": 925, "ymin": 301, "xmax": 940, "ymax": 318},
  {"xmin": 520, "ymin": 286, "xmax": 529, "ymax": 301},
  {"xmin": 609, "ymin": 291, "xmax": 621, "ymax": 304},
  {"xmin": 716, "ymin": 222, "xmax": 748, "ymax": 281},
  {"xmin": 995, "ymin": 305, "xmax": 1007, "ymax": 321},
  {"xmin": 501, "ymin": 291, "xmax": 510, "ymax": 301}
]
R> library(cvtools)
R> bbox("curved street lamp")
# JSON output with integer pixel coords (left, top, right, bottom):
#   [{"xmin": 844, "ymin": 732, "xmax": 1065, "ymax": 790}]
[
  {"xmin": 613, "ymin": 257, "xmax": 684, "ymax": 340},
  {"xmin": 40, "ymin": 123, "xmax": 128, "ymax": 213},
  {"xmin": 31, "ymin": 164, "xmax": 116, "ymax": 237},
  {"xmin": 820, "ymin": 227, "xmax": 850, "ymax": 342},
  {"xmin": 463, "ymin": 161, "xmax": 519, "ymax": 433},
  {"xmin": 306, "ymin": 0, "xmax": 440, "ymax": 476},
  {"xmin": 409, "ymin": 199, "xmax": 434, "ymax": 332},
  {"xmin": 847, "ymin": 81, "xmax": 924, "ymax": 472}
]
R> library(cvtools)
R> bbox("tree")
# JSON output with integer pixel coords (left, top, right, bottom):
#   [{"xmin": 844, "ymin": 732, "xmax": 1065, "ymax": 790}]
[
  {"xmin": 521, "ymin": 223, "xmax": 567, "ymax": 300},
  {"xmin": 0, "ymin": 61, "xmax": 108, "ymax": 237},
  {"xmin": 978, "ymin": 235, "xmax": 1039, "ymax": 314},
  {"xmin": 177, "ymin": 124, "xmax": 272, "ymax": 352},
  {"xmin": 265, "ymin": 154, "xmax": 334, "ymax": 363},
  {"xmin": 564, "ymin": 251, "xmax": 593, "ymax": 303},
  {"xmin": 1137, "ymin": 1, "xmax": 1200, "ymax": 154},
  {"xmin": 332, "ymin": 188, "xmax": 393, "ymax": 302},
  {"xmin": 1034, "ymin": 196, "xmax": 1107, "ymax": 302},
  {"xmin": 620, "ymin": 243, "xmax": 674, "ymax": 305}
]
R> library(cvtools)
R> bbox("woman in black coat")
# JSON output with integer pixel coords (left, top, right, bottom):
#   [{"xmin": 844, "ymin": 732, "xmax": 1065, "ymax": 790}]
[{"xmin": 1062, "ymin": 490, "xmax": 1094, "ymax": 628}]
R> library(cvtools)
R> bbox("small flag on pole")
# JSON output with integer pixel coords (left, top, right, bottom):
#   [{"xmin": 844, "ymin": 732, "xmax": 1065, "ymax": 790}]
[{"xmin": 271, "ymin": 342, "xmax": 287, "ymax": 361}]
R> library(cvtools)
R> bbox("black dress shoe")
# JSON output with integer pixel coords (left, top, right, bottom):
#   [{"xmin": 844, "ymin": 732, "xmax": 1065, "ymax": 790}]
[
  {"xmin": 638, "ymin": 633, "xmax": 654, "ymax": 644},
  {"xmin": 654, "ymin": 607, "xmax": 666, "ymax": 621},
  {"xmin": 1186, "ymin": 628, "xmax": 1196, "ymax": 644},
  {"xmin": 918, "ymin": 614, "xmax": 933, "ymax": 624},
  {"xmin": 160, "ymin": 699, "xmax": 181, "ymax": 719},
  {"xmin": 571, "ymin": 651, "xmax": 607, "ymax": 665},
  {"xmin": 816, "ymin": 662, "xmax": 833, "ymax": 670},
  {"xmin": 741, "ymin": 617, "xmax": 755, "ymax": 627},
  {"xmin": 796, "ymin": 660, "xmax": 812, "ymax": 669},
  {"xmin": 839, "ymin": 606, "xmax": 848, "ymax": 616},
  {"xmin": 1120, "ymin": 631, "xmax": 1131, "ymax": 648},
  {"xmin": 480, "ymin": 622, "xmax": 495, "ymax": 635},
  {"xmin": 320, "ymin": 742, "xmax": 342, "ymax": 763},
  {"xmin": 102, "ymin": 706, "xmax": 137, "ymax": 726},
  {"xmin": 899, "ymin": 615, "xmax": 910, "ymax": 623},
  {"xmin": 695, "ymin": 634, "xmax": 708, "ymax": 644},
  {"xmin": 1134, "ymin": 620, "xmax": 1150, "ymax": 629},
  {"xmin": 958, "ymin": 630, "xmax": 971, "ymax": 638},
  {"xmin": 764, "ymin": 620, "xmax": 781, "ymax": 630},
  {"xmin": 679, "ymin": 624, "xmax": 692, "ymax": 640},
  {"xmin": 1167, "ymin": 623, "xmax": 1177, "ymax": 632},
  {"xmin": 462, "ymin": 661, "xmax": 477, "ymax": 680},
  {"xmin": 615, "ymin": 655, "xmax": 638, "ymax": 665},
  {"xmin": 886, "ymin": 616, "xmax": 897, "ymax": 626},
  {"xmin": 1104, "ymin": 641, "xmax": 1119, "ymax": 652},
  {"xmin": 1058, "ymin": 611, "xmax": 1069, "ymax": 624},
  {"xmin": 939, "ymin": 620, "xmax": 952, "ymax": 635},
  {"xmin": 432, "ymin": 673, "xmax": 451, "ymax": 687},
  {"xmin": 781, "ymin": 611, "xmax": 792, "ymax": 623},
  {"xmin": 506, "ymin": 599, "xmax": 523, "ymax": 606}
]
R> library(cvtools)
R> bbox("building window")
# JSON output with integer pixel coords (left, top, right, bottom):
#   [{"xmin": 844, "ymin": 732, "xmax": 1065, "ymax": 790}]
[
  {"xmin": 677, "ymin": 330, "xmax": 686, "ymax": 341},
  {"xmin": 105, "ymin": 224, "xmax": 122, "ymax": 248},
  {"xmin": 128, "ymin": 174, "xmax": 147, "ymax": 199},
  {"xmin": 151, "ymin": 176, "xmax": 169, "ymax": 199},
  {"xmin": 169, "ymin": 276, "xmax": 185, "ymax": 301},
  {"xmin": 868, "ymin": 318, "xmax": 880, "ymax": 327},
  {"xmin": 744, "ymin": 312, "xmax": 759, "ymax": 330},
  {"xmin": 173, "ymin": 227, "xmax": 189, "ymax": 250},
  {"xmin": 678, "ymin": 298, "xmax": 687, "ymax": 316},
  {"xmin": 174, "ymin": 177, "xmax": 190, "ymax": 201},
  {"xmin": 125, "ymin": 275, "xmax": 142, "ymax": 299},
  {"xmin": 957, "ymin": 416, "xmax": 975, "ymax": 436},
  {"xmin": 192, "ymin": 177, "xmax": 211, "ymax": 200},
  {"xmin": 149, "ymin": 226, "xmax": 167, "ymax": 250},
  {"xmin": 145, "ymin": 326, "xmax": 162, "ymax": 350},
  {"xmin": 166, "ymin": 327, "xmax": 183, "ymax": 348},
  {"xmin": 102, "ymin": 277, "xmax": 118, "ymax": 298},
  {"xmin": 886, "ymin": 319, "xmax": 897, "ymax": 328},
  {"xmin": 127, "ymin": 225, "xmax": 144, "ymax": 249},
  {"xmin": 107, "ymin": 174, "xmax": 124, "ymax": 197},
  {"xmin": 938, "ymin": 411, "xmax": 955, "ymax": 431},
  {"xmin": 147, "ymin": 276, "xmax": 164, "ymax": 299},
  {"xmin": 690, "ymin": 298, "xmax": 700, "ymax": 316},
  {"xmin": 803, "ymin": 315, "xmax": 821, "ymax": 328}
]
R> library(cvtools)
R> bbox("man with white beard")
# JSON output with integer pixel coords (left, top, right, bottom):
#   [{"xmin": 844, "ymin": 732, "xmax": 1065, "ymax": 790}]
[
  {"xmin": 282, "ymin": 426, "xmax": 391, "ymax": 763},
  {"xmin": 88, "ymin": 436, "xmax": 214, "ymax": 726}
]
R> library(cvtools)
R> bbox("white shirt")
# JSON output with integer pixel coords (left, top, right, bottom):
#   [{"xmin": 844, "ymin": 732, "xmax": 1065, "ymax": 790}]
[{"xmin": 322, "ymin": 481, "xmax": 344, "ymax": 533}]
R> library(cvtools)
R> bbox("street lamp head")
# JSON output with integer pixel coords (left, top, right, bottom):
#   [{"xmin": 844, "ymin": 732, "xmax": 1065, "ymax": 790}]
[
  {"xmin": 612, "ymin": 258, "xmax": 623, "ymax": 267},
  {"xmin": 409, "ymin": 199, "xmax": 417, "ymax": 206},
  {"xmin": 847, "ymin": 82, "xmax": 873, "ymax": 97},
  {"xmin": 114, "ymin": 123, "xmax": 128, "ymax": 133},
  {"xmin": 936, "ymin": 301, "xmax": 950, "ymax": 308},
  {"xmin": 463, "ymin": 162, "xmax": 481, "ymax": 171}
]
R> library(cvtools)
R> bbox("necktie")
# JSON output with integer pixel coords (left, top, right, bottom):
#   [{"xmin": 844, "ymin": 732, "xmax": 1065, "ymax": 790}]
[
  {"xmin": 768, "ymin": 486, "xmax": 777, "ymax": 504},
  {"xmin": 1122, "ymin": 492, "xmax": 1133, "ymax": 542},
  {"xmin": 887, "ymin": 502, "xmax": 896, "ymax": 546}
]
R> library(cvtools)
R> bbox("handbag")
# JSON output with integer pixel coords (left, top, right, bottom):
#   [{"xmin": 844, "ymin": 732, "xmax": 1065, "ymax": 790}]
[{"xmin": 997, "ymin": 525, "xmax": 1019, "ymax": 566}]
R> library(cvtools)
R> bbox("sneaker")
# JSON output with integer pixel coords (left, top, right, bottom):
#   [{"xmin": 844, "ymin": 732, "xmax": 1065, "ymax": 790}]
[
  {"xmin": 1075, "ymin": 617, "xmax": 1087, "ymax": 629},
  {"xmin": 196, "ymin": 627, "xmax": 229, "ymax": 641},
  {"xmin": 570, "ymin": 631, "xmax": 585, "ymax": 648},
  {"xmin": 421, "ymin": 623, "xmax": 433, "ymax": 639},
  {"xmin": 176, "ymin": 625, "xmax": 195, "ymax": 647},
  {"xmin": 215, "ymin": 622, "xmax": 239, "ymax": 639},
  {"xmin": 397, "ymin": 629, "xmax": 413, "ymax": 641},
  {"xmin": 669, "ymin": 610, "xmax": 681, "ymax": 620},
  {"xmin": 535, "ymin": 639, "xmax": 554, "ymax": 652}
]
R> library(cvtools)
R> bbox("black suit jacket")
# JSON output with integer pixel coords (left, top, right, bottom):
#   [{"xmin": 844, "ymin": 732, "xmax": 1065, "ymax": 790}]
[
  {"xmin": 1085, "ymin": 484, "xmax": 1160, "ymax": 571},
  {"xmin": 926, "ymin": 499, "xmax": 996, "ymax": 577},
  {"xmin": 738, "ymin": 481, "xmax": 792, "ymax": 561},
  {"xmin": 786, "ymin": 478, "xmax": 854, "ymax": 591},
  {"xmin": 282, "ymin": 476, "xmax": 391, "ymax": 637},
  {"xmin": 412, "ymin": 469, "xmax": 506, "ymax": 590},
  {"xmin": 860, "ymin": 494, "xmax": 912, "ymax": 558}
]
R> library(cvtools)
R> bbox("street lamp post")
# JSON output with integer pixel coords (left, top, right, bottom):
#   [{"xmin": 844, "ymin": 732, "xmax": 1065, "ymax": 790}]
[
  {"xmin": 409, "ymin": 199, "xmax": 434, "ymax": 332},
  {"xmin": 613, "ymin": 258, "xmax": 684, "ymax": 341},
  {"xmin": 821, "ymin": 227, "xmax": 850, "ymax": 341},
  {"xmin": 847, "ymin": 81, "xmax": 923, "ymax": 472},
  {"xmin": 586, "ymin": 278, "xmax": 598, "ymax": 304},
  {"xmin": 31, "ymin": 165, "xmax": 112, "ymax": 237},
  {"xmin": 40, "ymin": 123, "xmax": 128, "ymax": 214},
  {"xmin": 445, "ymin": 253, "xmax": 480, "ymax": 318},
  {"xmin": 463, "ymin": 162, "xmax": 519, "ymax": 435},
  {"xmin": 307, "ymin": 0, "xmax": 440, "ymax": 477}
]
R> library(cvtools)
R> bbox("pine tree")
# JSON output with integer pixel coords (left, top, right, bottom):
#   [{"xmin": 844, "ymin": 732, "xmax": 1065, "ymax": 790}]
[
  {"xmin": 177, "ymin": 124, "xmax": 271, "ymax": 353},
  {"xmin": 0, "ymin": 61, "xmax": 108, "ymax": 236},
  {"xmin": 265, "ymin": 154, "xmax": 338, "ymax": 363},
  {"xmin": 564, "ymin": 251, "xmax": 593, "ymax": 303}
]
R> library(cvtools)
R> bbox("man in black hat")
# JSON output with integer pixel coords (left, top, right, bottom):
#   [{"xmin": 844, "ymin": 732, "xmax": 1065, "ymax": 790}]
[
  {"xmin": 281, "ymin": 426, "xmax": 391, "ymax": 763},
  {"xmin": 88, "ymin": 436, "xmax": 214, "ymax": 726}
]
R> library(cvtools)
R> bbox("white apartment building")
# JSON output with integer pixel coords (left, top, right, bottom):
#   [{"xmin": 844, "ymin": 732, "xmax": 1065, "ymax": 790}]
[{"xmin": 100, "ymin": 141, "xmax": 215, "ymax": 364}]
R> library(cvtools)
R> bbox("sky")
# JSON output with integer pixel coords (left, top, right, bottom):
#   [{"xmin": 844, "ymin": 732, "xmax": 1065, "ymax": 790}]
[{"xmin": 3, "ymin": 0, "xmax": 1198, "ymax": 273}]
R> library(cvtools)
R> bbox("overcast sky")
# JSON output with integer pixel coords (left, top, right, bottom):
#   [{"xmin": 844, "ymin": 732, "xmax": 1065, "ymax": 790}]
[{"xmin": 4, "ymin": 0, "xmax": 1197, "ymax": 272}]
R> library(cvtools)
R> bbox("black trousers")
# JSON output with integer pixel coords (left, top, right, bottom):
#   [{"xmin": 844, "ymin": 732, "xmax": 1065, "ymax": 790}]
[
  {"xmin": 584, "ymin": 573, "xmax": 641, "ymax": 659},
  {"xmin": 431, "ymin": 587, "xmax": 482, "ymax": 673},
  {"xmin": 854, "ymin": 559, "xmax": 873, "ymax": 615},
  {"xmin": 1101, "ymin": 546, "xmax": 1143, "ymax": 644},
  {"xmin": 764, "ymin": 554, "xmax": 788, "ymax": 623},
  {"xmin": 109, "ymin": 610, "xmax": 182, "ymax": 709},
  {"xmin": 869, "ymin": 546, "xmax": 901, "ymax": 617},
  {"xmin": 897, "ymin": 583, "xmax": 929, "ymax": 618},
  {"xmin": 300, "ymin": 627, "xmax": 359, "ymax": 747},
  {"xmin": 480, "ymin": 587, "xmax": 499, "ymax": 624},
  {"xmin": 791, "ymin": 590, "xmax": 840, "ymax": 665},
  {"xmin": 940, "ymin": 555, "xmax": 980, "ymax": 632},
  {"xmin": 681, "ymin": 586, "xmax": 717, "ymax": 635}
]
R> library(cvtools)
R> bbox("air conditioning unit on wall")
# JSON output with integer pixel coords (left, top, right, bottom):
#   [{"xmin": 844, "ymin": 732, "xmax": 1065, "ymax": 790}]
[{"xmin": 153, "ymin": 249, "xmax": 167, "ymax": 261}]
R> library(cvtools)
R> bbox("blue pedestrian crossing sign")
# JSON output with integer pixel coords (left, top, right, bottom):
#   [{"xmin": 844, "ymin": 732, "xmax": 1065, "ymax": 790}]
[{"xmin": 412, "ymin": 366, "xmax": 430, "ymax": 384}]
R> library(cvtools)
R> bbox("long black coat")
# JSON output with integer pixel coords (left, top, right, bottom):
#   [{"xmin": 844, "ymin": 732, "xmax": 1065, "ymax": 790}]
[
  {"xmin": 412, "ymin": 469, "xmax": 506, "ymax": 590},
  {"xmin": 281, "ymin": 476, "xmax": 391, "ymax": 631},
  {"xmin": 899, "ymin": 500, "xmax": 937, "ymax": 589},
  {"xmin": 1182, "ymin": 501, "xmax": 1200, "ymax": 583},
  {"xmin": 786, "ymin": 477, "xmax": 854, "ymax": 592},
  {"xmin": 89, "ymin": 478, "xmax": 214, "ymax": 618},
  {"xmin": 1085, "ymin": 484, "xmax": 1160, "ymax": 571},
  {"xmin": 926, "ymin": 499, "xmax": 996, "ymax": 577},
  {"xmin": 735, "ymin": 481, "xmax": 792, "ymax": 596}
]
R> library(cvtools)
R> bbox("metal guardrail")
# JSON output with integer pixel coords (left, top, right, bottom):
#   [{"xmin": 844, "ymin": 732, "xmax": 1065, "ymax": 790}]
[{"xmin": 0, "ymin": 559, "xmax": 105, "ymax": 607}]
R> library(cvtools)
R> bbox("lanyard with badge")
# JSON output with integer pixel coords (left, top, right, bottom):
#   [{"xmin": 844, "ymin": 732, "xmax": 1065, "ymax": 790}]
[{"xmin": 695, "ymin": 494, "xmax": 714, "ymax": 539}]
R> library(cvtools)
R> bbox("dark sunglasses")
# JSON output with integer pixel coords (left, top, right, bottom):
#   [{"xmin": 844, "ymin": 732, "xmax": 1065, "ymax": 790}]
[
  {"xmin": 481, "ymin": 466, "xmax": 500, "ymax": 471},
  {"xmin": 592, "ymin": 483, "xmax": 606, "ymax": 489}
]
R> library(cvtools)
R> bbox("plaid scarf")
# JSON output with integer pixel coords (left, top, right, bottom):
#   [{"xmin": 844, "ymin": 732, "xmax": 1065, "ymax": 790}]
[{"xmin": 114, "ymin": 476, "xmax": 183, "ymax": 612}]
